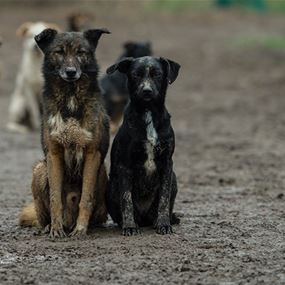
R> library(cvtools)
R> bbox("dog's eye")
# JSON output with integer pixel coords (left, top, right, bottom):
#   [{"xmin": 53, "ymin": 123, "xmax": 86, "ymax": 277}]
[
  {"xmin": 132, "ymin": 73, "xmax": 141, "ymax": 79},
  {"xmin": 150, "ymin": 71, "xmax": 162, "ymax": 79},
  {"xmin": 54, "ymin": 49, "xmax": 64, "ymax": 55},
  {"xmin": 77, "ymin": 49, "xmax": 87, "ymax": 56}
]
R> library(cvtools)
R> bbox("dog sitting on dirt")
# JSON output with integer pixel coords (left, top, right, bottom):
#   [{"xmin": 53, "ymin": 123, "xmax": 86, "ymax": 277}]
[
  {"xmin": 7, "ymin": 22, "xmax": 59, "ymax": 133},
  {"xmin": 20, "ymin": 178, "xmax": 82, "ymax": 230},
  {"xmin": 100, "ymin": 41, "xmax": 152, "ymax": 133},
  {"xmin": 19, "ymin": 28, "xmax": 110, "ymax": 238},
  {"xmin": 106, "ymin": 56, "xmax": 181, "ymax": 235}
]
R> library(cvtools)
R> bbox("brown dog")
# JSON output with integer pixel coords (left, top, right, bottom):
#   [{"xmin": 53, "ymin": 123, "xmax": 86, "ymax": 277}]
[
  {"xmin": 19, "ymin": 28, "xmax": 110, "ymax": 238},
  {"xmin": 20, "ymin": 160, "xmax": 107, "ymax": 232}
]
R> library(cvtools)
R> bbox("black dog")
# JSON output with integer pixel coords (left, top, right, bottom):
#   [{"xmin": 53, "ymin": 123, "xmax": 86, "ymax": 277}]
[
  {"xmin": 100, "ymin": 41, "xmax": 152, "ymax": 133},
  {"xmin": 106, "ymin": 56, "xmax": 180, "ymax": 235}
]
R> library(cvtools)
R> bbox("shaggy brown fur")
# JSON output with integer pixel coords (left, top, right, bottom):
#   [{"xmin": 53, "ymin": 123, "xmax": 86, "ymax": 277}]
[
  {"xmin": 20, "ymin": 161, "xmax": 107, "ymax": 231},
  {"xmin": 19, "ymin": 28, "xmax": 110, "ymax": 238}
]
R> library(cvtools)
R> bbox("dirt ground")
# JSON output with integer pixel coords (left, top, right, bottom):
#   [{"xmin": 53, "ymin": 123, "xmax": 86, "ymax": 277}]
[{"xmin": 0, "ymin": 2, "xmax": 284, "ymax": 285}]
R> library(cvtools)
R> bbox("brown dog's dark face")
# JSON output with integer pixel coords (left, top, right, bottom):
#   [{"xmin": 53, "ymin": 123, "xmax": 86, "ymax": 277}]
[{"xmin": 35, "ymin": 28, "xmax": 110, "ymax": 82}]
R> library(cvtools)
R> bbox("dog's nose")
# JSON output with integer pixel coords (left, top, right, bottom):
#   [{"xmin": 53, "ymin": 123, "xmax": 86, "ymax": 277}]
[
  {"xmin": 142, "ymin": 88, "xmax": 153, "ymax": 100},
  {"xmin": 66, "ymin": 67, "xmax": 77, "ymax": 77}
]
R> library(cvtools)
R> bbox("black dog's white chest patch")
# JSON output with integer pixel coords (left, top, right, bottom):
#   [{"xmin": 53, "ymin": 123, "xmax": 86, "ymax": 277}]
[{"xmin": 144, "ymin": 111, "xmax": 158, "ymax": 176}]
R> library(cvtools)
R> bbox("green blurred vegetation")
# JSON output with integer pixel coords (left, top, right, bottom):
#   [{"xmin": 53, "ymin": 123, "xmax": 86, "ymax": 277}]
[
  {"xmin": 234, "ymin": 36, "xmax": 285, "ymax": 51},
  {"xmin": 147, "ymin": 0, "xmax": 285, "ymax": 14},
  {"xmin": 216, "ymin": 0, "xmax": 266, "ymax": 11},
  {"xmin": 147, "ymin": 0, "xmax": 212, "ymax": 12},
  {"xmin": 267, "ymin": 0, "xmax": 285, "ymax": 13}
]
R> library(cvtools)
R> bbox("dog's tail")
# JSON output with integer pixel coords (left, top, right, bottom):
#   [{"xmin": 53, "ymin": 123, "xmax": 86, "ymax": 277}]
[{"xmin": 19, "ymin": 203, "xmax": 38, "ymax": 227}]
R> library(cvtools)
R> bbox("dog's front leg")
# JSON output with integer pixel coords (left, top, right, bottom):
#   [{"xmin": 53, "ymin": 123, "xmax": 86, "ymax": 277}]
[
  {"xmin": 70, "ymin": 147, "xmax": 101, "ymax": 237},
  {"xmin": 47, "ymin": 142, "xmax": 65, "ymax": 238},
  {"xmin": 156, "ymin": 161, "xmax": 173, "ymax": 235},
  {"xmin": 119, "ymin": 166, "xmax": 140, "ymax": 236}
]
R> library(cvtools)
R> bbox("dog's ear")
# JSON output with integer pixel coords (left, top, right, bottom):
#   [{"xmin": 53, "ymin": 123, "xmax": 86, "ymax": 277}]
[
  {"xmin": 16, "ymin": 22, "xmax": 33, "ymax": 37},
  {"xmin": 123, "ymin": 41, "xmax": 136, "ymax": 52},
  {"xmin": 160, "ymin": 57, "xmax": 180, "ymax": 84},
  {"xmin": 84, "ymin": 29, "xmax": 110, "ymax": 49},
  {"xmin": 46, "ymin": 23, "xmax": 61, "ymax": 32},
  {"xmin": 145, "ymin": 41, "xmax": 152, "ymax": 50},
  {"xmin": 106, "ymin": 58, "xmax": 133, "ymax": 75},
  {"xmin": 35, "ymin": 28, "xmax": 58, "ymax": 53}
]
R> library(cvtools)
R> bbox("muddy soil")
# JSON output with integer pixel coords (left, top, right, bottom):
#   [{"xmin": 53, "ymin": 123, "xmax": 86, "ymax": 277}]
[{"xmin": 0, "ymin": 2, "xmax": 284, "ymax": 285}]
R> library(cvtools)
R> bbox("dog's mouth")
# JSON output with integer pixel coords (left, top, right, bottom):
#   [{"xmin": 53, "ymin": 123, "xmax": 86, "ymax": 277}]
[
  {"xmin": 62, "ymin": 76, "xmax": 80, "ymax": 82},
  {"xmin": 143, "ymin": 96, "xmax": 152, "ymax": 102}
]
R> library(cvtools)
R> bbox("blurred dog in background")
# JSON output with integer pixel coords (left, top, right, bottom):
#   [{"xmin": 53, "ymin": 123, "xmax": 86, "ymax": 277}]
[
  {"xmin": 7, "ymin": 22, "xmax": 59, "ymax": 133},
  {"xmin": 67, "ymin": 12, "xmax": 94, "ymax": 32},
  {"xmin": 100, "ymin": 41, "xmax": 152, "ymax": 134},
  {"xmin": 0, "ymin": 37, "xmax": 2, "ymax": 79}
]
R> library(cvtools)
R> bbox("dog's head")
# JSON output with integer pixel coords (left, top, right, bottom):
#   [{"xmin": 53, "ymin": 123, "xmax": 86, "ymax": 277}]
[
  {"xmin": 35, "ymin": 28, "xmax": 110, "ymax": 82},
  {"xmin": 107, "ymin": 56, "xmax": 180, "ymax": 105},
  {"xmin": 122, "ymin": 41, "xmax": 152, "ymax": 58},
  {"xmin": 17, "ymin": 22, "xmax": 60, "ymax": 54}
]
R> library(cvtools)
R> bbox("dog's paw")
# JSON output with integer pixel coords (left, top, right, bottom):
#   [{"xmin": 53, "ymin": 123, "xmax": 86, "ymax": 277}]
[
  {"xmin": 171, "ymin": 212, "xmax": 181, "ymax": 225},
  {"xmin": 156, "ymin": 224, "xmax": 173, "ymax": 235},
  {"xmin": 49, "ymin": 223, "xmax": 66, "ymax": 239},
  {"xmin": 69, "ymin": 223, "xmax": 88, "ymax": 238},
  {"xmin": 94, "ymin": 206, "xmax": 108, "ymax": 225},
  {"xmin": 155, "ymin": 216, "xmax": 173, "ymax": 235},
  {"xmin": 122, "ymin": 227, "xmax": 141, "ymax": 236},
  {"xmin": 43, "ymin": 224, "xmax": 51, "ymax": 234},
  {"xmin": 6, "ymin": 122, "xmax": 29, "ymax": 134}
]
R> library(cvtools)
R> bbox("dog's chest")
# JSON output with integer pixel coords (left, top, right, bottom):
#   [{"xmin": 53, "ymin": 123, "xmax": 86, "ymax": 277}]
[
  {"xmin": 64, "ymin": 148, "xmax": 84, "ymax": 174},
  {"xmin": 48, "ymin": 112, "xmax": 93, "ymax": 150},
  {"xmin": 143, "ymin": 111, "xmax": 158, "ymax": 176}
]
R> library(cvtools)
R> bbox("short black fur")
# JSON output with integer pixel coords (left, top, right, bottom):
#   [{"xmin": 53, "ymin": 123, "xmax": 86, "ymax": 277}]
[{"xmin": 106, "ymin": 56, "xmax": 181, "ymax": 235}]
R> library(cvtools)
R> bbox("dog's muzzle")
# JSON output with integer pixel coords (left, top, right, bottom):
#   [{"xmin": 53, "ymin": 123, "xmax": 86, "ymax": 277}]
[
  {"xmin": 141, "ymin": 86, "xmax": 154, "ymax": 102},
  {"xmin": 60, "ymin": 67, "xmax": 82, "ymax": 82}
]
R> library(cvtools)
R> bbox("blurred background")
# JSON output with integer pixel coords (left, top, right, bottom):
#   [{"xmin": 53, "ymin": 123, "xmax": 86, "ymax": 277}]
[{"xmin": 1, "ymin": 1, "xmax": 285, "ymax": 284}]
